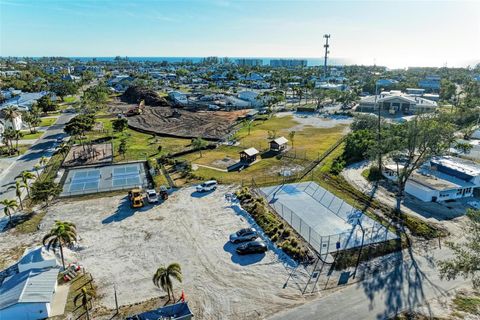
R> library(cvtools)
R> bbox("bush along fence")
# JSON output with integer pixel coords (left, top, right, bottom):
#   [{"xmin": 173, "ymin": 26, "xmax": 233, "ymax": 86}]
[{"xmin": 235, "ymin": 187, "xmax": 313, "ymax": 263}]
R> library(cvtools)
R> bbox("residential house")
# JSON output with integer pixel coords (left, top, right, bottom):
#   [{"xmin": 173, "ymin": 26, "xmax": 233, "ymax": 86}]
[
  {"xmin": 168, "ymin": 91, "xmax": 189, "ymax": 106},
  {"xmin": 418, "ymin": 75, "xmax": 441, "ymax": 91},
  {"xmin": 0, "ymin": 91, "xmax": 49, "ymax": 111}
]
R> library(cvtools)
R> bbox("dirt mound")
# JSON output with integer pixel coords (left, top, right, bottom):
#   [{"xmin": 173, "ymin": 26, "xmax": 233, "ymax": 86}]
[
  {"xmin": 121, "ymin": 86, "xmax": 171, "ymax": 107},
  {"xmin": 127, "ymin": 107, "xmax": 248, "ymax": 140}
]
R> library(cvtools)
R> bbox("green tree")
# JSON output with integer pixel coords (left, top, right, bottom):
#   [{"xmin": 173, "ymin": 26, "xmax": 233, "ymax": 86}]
[
  {"xmin": 439, "ymin": 209, "xmax": 480, "ymax": 288},
  {"xmin": 20, "ymin": 170, "xmax": 35, "ymax": 197},
  {"xmin": 37, "ymin": 95, "xmax": 57, "ymax": 113},
  {"xmin": 74, "ymin": 287, "xmax": 95, "ymax": 320},
  {"xmin": 2, "ymin": 128, "xmax": 16, "ymax": 154},
  {"xmin": 50, "ymin": 81, "xmax": 78, "ymax": 101},
  {"xmin": 191, "ymin": 138, "xmax": 208, "ymax": 157},
  {"xmin": 43, "ymin": 220, "xmax": 77, "ymax": 269},
  {"xmin": 118, "ymin": 139, "xmax": 128, "ymax": 159},
  {"xmin": 288, "ymin": 131, "xmax": 296, "ymax": 148},
  {"xmin": 30, "ymin": 179, "xmax": 61, "ymax": 206},
  {"xmin": 23, "ymin": 111, "xmax": 41, "ymax": 133},
  {"xmin": 383, "ymin": 115, "xmax": 455, "ymax": 212},
  {"xmin": 112, "ymin": 118, "xmax": 128, "ymax": 133},
  {"xmin": 0, "ymin": 199, "xmax": 18, "ymax": 225},
  {"xmin": 244, "ymin": 120, "xmax": 253, "ymax": 135},
  {"xmin": 152, "ymin": 263, "xmax": 183, "ymax": 302},
  {"xmin": 8, "ymin": 180, "xmax": 24, "ymax": 210}
]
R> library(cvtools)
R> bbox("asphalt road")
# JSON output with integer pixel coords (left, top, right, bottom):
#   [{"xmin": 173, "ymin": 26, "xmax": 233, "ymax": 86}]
[
  {"xmin": 268, "ymin": 245, "xmax": 468, "ymax": 320},
  {"xmin": 0, "ymin": 112, "xmax": 75, "ymax": 203}
]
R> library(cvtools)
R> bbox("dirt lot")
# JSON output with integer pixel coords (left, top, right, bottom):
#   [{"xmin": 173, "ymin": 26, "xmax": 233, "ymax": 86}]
[
  {"xmin": 111, "ymin": 102, "xmax": 248, "ymax": 140},
  {"xmin": 39, "ymin": 186, "xmax": 308, "ymax": 319}
]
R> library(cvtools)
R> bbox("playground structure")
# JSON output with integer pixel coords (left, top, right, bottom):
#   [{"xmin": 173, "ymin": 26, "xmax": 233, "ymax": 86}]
[{"xmin": 63, "ymin": 143, "xmax": 113, "ymax": 167}]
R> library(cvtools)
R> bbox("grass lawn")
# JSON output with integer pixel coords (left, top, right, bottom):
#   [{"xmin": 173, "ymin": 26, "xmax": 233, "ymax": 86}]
[
  {"xmin": 453, "ymin": 292, "xmax": 480, "ymax": 315},
  {"xmin": 236, "ymin": 115, "xmax": 346, "ymax": 158},
  {"xmin": 62, "ymin": 96, "xmax": 77, "ymax": 104},
  {"xmin": 179, "ymin": 115, "xmax": 347, "ymax": 184},
  {"xmin": 39, "ymin": 117, "xmax": 58, "ymax": 127},
  {"xmin": 20, "ymin": 131, "xmax": 43, "ymax": 140},
  {"xmin": 0, "ymin": 144, "xmax": 32, "ymax": 158},
  {"xmin": 83, "ymin": 117, "xmax": 192, "ymax": 162}
]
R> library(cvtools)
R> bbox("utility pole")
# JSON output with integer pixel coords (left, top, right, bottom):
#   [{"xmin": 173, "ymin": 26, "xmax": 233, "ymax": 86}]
[
  {"xmin": 376, "ymin": 82, "xmax": 382, "ymax": 171},
  {"xmin": 323, "ymin": 34, "xmax": 330, "ymax": 78}
]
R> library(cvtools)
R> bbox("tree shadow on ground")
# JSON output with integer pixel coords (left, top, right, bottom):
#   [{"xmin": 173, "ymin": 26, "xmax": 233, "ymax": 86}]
[{"xmin": 102, "ymin": 197, "xmax": 147, "ymax": 224}]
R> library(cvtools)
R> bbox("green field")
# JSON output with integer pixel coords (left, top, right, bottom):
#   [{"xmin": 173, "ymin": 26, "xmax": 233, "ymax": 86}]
[
  {"xmin": 39, "ymin": 117, "xmax": 58, "ymax": 127},
  {"xmin": 20, "ymin": 131, "xmax": 43, "ymax": 140},
  {"xmin": 180, "ymin": 115, "xmax": 347, "ymax": 184},
  {"xmin": 83, "ymin": 117, "xmax": 192, "ymax": 162}
]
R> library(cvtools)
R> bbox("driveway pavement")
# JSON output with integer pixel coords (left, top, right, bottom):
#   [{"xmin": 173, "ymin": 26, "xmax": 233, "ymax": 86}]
[
  {"xmin": 0, "ymin": 112, "xmax": 75, "ymax": 204},
  {"xmin": 268, "ymin": 244, "xmax": 469, "ymax": 320}
]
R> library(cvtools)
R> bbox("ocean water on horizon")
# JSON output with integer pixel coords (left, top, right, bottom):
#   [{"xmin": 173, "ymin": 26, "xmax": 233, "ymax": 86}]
[{"xmin": 68, "ymin": 56, "xmax": 349, "ymax": 66}]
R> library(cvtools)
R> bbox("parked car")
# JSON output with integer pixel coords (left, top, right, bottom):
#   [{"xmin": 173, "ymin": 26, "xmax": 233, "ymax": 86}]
[
  {"xmin": 146, "ymin": 189, "xmax": 159, "ymax": 203},
  {"xmin": 196, "ymin": 180, "xmax": 217, "ymax": 192},
  {"xmin": 229, "ymin": 228, "xmax": 258, "ymax": 243},
  {"xmin": 236, "ymin": 240, "xmax": 268, "ymax": 255}
]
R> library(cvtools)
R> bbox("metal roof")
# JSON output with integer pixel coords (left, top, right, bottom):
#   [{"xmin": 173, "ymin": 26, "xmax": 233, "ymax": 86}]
[
  {"xmin": 271, "ymin": 136, "xmax": 288, "ymax": 145},
  {"xmin": 241, "ymin": 147, "xmax": 259, "ymax": 156},
  {"xmin": 0, "ymin": 267, "xmax": 59, "ymax": 310}
]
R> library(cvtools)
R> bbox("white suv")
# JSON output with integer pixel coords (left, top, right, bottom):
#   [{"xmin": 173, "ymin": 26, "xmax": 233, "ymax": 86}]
[
  {"xmin": 196, "ymin": 180, "xmax": 218, "ymax": 192},
  {"xmin": 146, "ymin": 189, "xmax": 159, "ymax": 203}
]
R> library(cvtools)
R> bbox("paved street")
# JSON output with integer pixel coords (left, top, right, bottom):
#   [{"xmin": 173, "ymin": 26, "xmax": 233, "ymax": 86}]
[
  {"xmin": 268, "ymin": 245, "xmax": 468, "ymax": 320},
  {"xmin": 0, "ymin": 112, "xmax": 75, "ymax": 203}
]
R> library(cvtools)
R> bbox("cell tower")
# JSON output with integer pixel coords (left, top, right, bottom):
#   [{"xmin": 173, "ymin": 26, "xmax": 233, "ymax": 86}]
[{"xmin": 323, "ymin": 34, "xmax": 331, "ymax": 77}]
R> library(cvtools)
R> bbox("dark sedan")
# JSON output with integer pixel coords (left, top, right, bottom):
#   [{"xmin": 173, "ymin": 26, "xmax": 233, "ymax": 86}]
[{"xmin": 236, "ymin": 240, "xmax": 268, "ymax": 255}]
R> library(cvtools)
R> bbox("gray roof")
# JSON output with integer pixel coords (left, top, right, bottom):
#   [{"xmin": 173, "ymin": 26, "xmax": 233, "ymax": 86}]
[
  {"xmin": 271, "ymin": 136, "xmax": 288, "ymax": 145},
  {"xmin": 242, "ymin": 147, "xmax": 259, "ymax": 156},
  {"xmin": 0, "ymin": 267, "xmax": 59, "ymax": 310}
]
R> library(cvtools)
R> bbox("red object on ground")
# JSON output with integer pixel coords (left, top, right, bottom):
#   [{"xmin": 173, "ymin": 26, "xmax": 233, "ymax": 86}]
[{"xmin": 180, "ymin": 290, "xmax": 186, "ymax": 302}]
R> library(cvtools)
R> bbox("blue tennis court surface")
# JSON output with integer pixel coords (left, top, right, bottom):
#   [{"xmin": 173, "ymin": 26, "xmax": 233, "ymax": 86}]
[
  {"xmin": 260, "ymin": 182, "xmax": 398, "ymax": 254},
  {"xmin": 69, "ymin": 169, "xmax": 101, "ymax": 192},
  {"xmin": 61, "ymin": 162, "xmax": 148, "ymax": 196}
]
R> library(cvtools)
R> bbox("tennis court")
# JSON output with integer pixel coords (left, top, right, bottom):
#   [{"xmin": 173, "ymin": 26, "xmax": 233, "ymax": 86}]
[
  {"xmin": 61, "ymin": 162, "xmax": 148, "ymax": 196},
  {"xmin": 260, "ymin": 181, "xmax": 398, "ymax": 255}
]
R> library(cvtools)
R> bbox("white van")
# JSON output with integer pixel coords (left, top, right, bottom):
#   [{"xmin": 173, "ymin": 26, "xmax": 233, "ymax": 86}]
[{"xmin": 196, "ymin": 180, "xmax": 218, "ymax": 192}]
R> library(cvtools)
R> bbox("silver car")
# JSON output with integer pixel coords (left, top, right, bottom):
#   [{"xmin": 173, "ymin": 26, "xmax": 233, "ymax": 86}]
[{"xmin": 229, "ymin": 228, "xmax": 258, "ymax": 244}]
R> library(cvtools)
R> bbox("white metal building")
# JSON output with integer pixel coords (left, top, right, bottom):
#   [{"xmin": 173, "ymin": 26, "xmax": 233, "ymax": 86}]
[{"xmin": 0, "ymin": 267, "xmax": 59, "ymax": 320}]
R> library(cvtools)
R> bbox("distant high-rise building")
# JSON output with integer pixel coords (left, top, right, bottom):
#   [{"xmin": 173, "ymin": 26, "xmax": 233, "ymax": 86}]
[
  {"xmin": 236, "ymin": 58, "xmax": 263, "ymax": 67},
  {"xmin": 269, "ymin": 59, "xmax": 307, "ymax": 68}
]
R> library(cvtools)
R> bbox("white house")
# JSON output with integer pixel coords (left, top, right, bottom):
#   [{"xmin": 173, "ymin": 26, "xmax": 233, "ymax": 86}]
[
  {"xmin": 0, "ymin": 247, "xmax": 60, "ymax": 320},
  {"xmin": 238, "ymin": 90, "xmax": 264, "ymax": 107},
  {"xmin": 168, "ymin": 91, "xmax": 189, "ymax": 106},
  {"xmin": 383, "ymin": 156, "xmax": 480, "ymax": 202},
  {"xmin": 356, "ymin": 90, "xmax": 438, "ymax": 115}
]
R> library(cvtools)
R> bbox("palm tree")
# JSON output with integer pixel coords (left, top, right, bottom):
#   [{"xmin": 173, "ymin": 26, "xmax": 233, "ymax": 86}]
[
  {"xmin": 0, "ymin": 199, "xmax": 18, "ymax": 225},
  {"xmin": 42, "ymin": 220, "xmax": 77, "ymax": 269},
  {"xmin": 2, "ymin": 128, "xmax": 16, "ymax": 154},
  {"xmin": 40, "ymin": 156, "xmax": 49, "ymax": 167},
  {"xmin": 33, "ymin": 164, "xmax": 41, "ymax": 178},
  {"xmin": 2, "ymin": 106, "xmax": 19, "ymax": 123},
  {"xmin": 288, "ymin": 131, "xmax": 296, "ymax": 148},
  {"xmin": 74, "ymin": 286, "xmax": 95, "ymax": 320},
  {"xmin": 152, "ymin": 263, "xmax": 183, "ymax": 302},
  {"xmin": 191, "ymin": 138, "xmax": 208, "ymax": 158},
  {"xmin": 13, "ymin": 130, "xmax": 23, "ymax": 152},
  {"xmin": 245, "ymin": 120, "xmax": 253, "ymax": 136},
  {"xmin": 8, "ymin": 180, "xmax": 24, "ymax": 210},
  {"xmin": 57, "ymin": 143, "xmax": 70, "ymax": 157},
  {"xmin": 20, "ymin": 171, "xmax": 35, "ymax": 196}
]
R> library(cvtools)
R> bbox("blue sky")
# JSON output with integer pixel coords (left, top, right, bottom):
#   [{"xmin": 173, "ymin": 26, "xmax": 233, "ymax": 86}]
[{"xmin": 1, "ymin": 0, "xmax": 479, "ymax": 68}]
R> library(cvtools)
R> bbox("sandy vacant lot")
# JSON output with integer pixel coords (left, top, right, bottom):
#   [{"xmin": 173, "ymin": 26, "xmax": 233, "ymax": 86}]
[{"xmin": 41, "ymin": 186, "xmax": 309, "ymax": 319}]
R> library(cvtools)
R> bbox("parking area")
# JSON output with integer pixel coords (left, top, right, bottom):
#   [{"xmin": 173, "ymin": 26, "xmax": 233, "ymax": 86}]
[
  {"xmin": 44, "ymin": 186, "xmax": 307, "ymax": 319},
  {"xmin": 61, "ymin": 162, "xmax": 148, "ymax": 196},
  {"xmin": 260, "ymin": 182, "xmax": 398, "ymax": 254}
]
